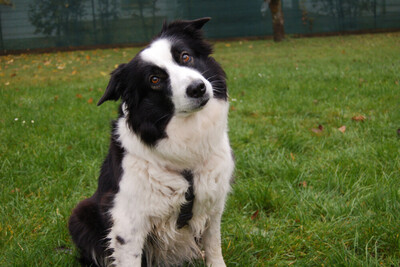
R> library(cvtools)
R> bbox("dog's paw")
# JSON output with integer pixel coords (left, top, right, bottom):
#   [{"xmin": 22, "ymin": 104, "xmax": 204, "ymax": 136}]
[{"xmin": 206, "ymin": 259, "xmax": 226, "ymax": 267}]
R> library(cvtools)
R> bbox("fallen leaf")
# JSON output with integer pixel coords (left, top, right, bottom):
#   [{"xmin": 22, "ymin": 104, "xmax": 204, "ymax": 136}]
[
  {"xmin": 10, "ymin": 73, "xmax": 16, "ymax": 77},
  {"xmin": 290, "ymin": 153, "xmax": 295, "ymax": 161},
  {"xmin": 44, "ymin": 60, "xmax": 51, "ymax": 66},
  {"xmin": 87, "ymin": 98, "xmax": 93, "ymax": 104},
  {"xmin": 86, "ymin": 55, "xmax": 91, "ymax": 60},
  {"xmin": 395, "ymin": 80, "xmax": 399, "ymax": 85},
  {"xmin": 225, "ymin": 43, "xmax": 231, "ymax": 47},
  {"xmin": 352, "ymin": 115, "xmax": 365, "ymax": 122},
  {"xmin": 251, "ymin": 210, "xmax": 259, "ymax": 220},
  {"xmin": 341, "ymin": 49, "xmax": 346, "ymax": 54},
  {"xmin": 11, "ymin": 188, "xmax": 20, "ymax": 193},
  {"xmin": 100, "ymin": 71, "xmax": 107, "ymax": 76},
  {"xmin": 57, "ymin": 64, "xmax": 66, "ymax": 70},
  {"xmin": 338, "ymin": 125, "xmax": 346, "ymax": 133},
  {"xmin": 76, "ymin": 94, "xmax": 82, "ymax": 99},
  {"xmin": 299, "ymin": 181, "xmax": 307, "ymax": 188},
  {"xmin": 248, "ymin": 45, "xmax": 253, "ymax": 49},
  {"xmin": 71, "ymin": 70, "xmax": 77, "ymax": 75},
  {"xmin": 54, "ymin": 95, "xmax": 59, "ymax": 102},
  {"xmin": 312, "ymin": 124, "xmax": 324, "ymax": 134}
]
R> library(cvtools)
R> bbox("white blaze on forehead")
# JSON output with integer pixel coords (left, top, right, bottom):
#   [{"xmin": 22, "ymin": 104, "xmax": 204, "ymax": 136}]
[{"xmin": 140, "ymin": 38, "xmax": 174, "ymax": 68}]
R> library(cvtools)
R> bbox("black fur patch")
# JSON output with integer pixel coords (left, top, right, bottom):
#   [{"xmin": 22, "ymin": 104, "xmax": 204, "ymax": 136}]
[
  {"xmin": 68, "ymin": 123, "xmax": 124, "ymax": 266},
  {"xmin": 177, "ymin": 170, "xmax": 195, "ymax": 229},
  {"xmin": 116, "ymin": 235, "xmax": 126, "ymax": 245}
]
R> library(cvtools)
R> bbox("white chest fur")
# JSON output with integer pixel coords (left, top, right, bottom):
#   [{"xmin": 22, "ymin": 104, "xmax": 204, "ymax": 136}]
[{"xmin": 107, "ymin": 99, "xmax": 234, "ymax": 266}]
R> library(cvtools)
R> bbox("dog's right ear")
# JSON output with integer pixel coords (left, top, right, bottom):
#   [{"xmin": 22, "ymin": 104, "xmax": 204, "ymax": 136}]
[{"xmin": 97, "ymin": 63, "xmax": 126, "ymax": 106}]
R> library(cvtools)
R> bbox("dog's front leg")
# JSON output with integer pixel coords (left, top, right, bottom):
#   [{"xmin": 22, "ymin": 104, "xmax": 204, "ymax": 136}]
[
  {"xmin": 108, "ymin": 216, "xmax": 148, "ymax": 267},
  {"xmin": 108, "ymin": 216, "xmax": 149, "ymax": 267},
  {"xmin": 108, "ymin": 183, "xmax": 149, "ymax": 267},
  {"xmin": 203, "ymin": 211, "xmax": 226, "ymax": 267}
]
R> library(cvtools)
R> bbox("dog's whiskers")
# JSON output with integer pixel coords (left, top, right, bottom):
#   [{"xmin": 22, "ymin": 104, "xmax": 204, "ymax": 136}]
[{"xmin": 154, "ymin": 114, "xmax": 171, "ymax": 125}]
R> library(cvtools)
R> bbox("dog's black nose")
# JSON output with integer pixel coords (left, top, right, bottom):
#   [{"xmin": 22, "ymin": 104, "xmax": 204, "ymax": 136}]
[{"xmin": 186, "ymin": 80, "xmax": 206, "ymax": 98}]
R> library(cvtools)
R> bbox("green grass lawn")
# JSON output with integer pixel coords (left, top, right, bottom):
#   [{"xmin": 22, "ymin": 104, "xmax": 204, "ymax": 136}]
[{"xmin": 1, "ymin": 32, "xmax": 399, "ymax": 266}]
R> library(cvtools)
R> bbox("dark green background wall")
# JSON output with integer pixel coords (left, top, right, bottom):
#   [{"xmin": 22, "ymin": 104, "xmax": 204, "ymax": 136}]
[{"xmin": 1, "ymin": 0, "xmax": 399, "ymax": 52}]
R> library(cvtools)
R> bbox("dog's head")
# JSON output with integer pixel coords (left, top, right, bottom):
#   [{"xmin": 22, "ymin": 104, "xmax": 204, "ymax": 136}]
[{"xmin": 98, "ymin": 18, "xmax": 227, "ymax": 146}]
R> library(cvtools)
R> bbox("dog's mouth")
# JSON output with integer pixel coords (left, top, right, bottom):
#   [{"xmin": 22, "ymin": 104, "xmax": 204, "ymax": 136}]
[
  {"xmin": 179, "ymin": 95, "xmax": 210, "ymax": 114},
  {"xmin": 193, "ymin": 95, "xmax": 210, "ymax": 111},
  {"xmin": 199, "ymin": 98, "xmax": 209, "ymax": 107}
]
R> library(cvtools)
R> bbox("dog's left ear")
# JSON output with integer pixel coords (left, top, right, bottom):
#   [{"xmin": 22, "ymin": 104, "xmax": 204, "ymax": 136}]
[
  {"xmin": 97, "ymin": 63, "xmax": 126, "ymax": 106},
  {"xmin": 162, "ymin": 17, "xmax": 211, "ymax": 32},
  {"xmin": 184, "ymin": 17, "xmax": 211, "ymax": 30}
]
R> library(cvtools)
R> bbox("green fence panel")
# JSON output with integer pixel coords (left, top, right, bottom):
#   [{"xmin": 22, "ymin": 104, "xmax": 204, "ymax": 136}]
[{"xmin": 1, "ymin": 0, "xmax": 399, "ymax": 52}]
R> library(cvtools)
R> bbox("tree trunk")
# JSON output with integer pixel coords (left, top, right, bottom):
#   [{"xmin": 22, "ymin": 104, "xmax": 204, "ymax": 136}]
[{"xmin": 268, "ymin": 0, "xmax": 285, "ymax": 42}]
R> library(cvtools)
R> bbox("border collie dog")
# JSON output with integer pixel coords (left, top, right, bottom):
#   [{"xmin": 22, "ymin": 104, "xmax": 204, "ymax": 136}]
[{"xmin": 69, "ymin": 18, "xmax": 234, "ymax": 267}]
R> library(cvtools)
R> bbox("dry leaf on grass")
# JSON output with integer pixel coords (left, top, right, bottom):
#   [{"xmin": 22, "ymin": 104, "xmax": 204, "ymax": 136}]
[
  {"xmin": 312, "ymin": 124, "xmax": 324, "ymax": 134},
  {"xmin": 251, "ymin": 210, "xmax": 259, "ymax": 220},
  {"xmin": 352, "ymin": 115, "xmax": 366, "ymax": 122},
  {"xmin": 299, "ymin": 181, "xmax": 307, "ymax": 188},
  {"xmin": 338, "ymin": 125, "xmax": 346, "ymax": 133}
]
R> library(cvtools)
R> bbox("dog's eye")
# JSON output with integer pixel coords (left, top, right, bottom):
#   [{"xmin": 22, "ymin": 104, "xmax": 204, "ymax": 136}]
[
  {"xmin": 150, "ymin": 76, "xmax": 160, "ymax": 85},
  {"xmin": 181, "ymin": 52, "xmax": 192, "ymax": 64}
]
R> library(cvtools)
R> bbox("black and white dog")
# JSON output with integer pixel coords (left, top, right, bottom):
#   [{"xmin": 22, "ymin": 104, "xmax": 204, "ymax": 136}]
[{"xmin": 69, "ymin": 18, "xmax": 234, "ymax": 267}]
